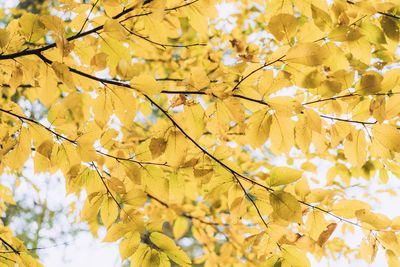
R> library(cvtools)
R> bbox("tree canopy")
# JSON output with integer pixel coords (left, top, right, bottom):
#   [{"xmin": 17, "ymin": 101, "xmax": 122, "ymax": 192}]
[{"xmin": 0, "ymin": 0, "xmax": 400, "ymax": 266}]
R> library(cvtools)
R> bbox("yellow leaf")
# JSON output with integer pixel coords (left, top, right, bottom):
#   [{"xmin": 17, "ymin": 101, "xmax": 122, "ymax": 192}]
[
  {"xmin": 311, "ymin": 4, "xmax": 332, "ymax": 31},
  {"xmin": 51, "ymin": 61, "xmax": 75, "ymax": 89},
  {"xmin": 0, "ymin": 29, "xmax": 9, "ymax": 48},
  {"xmin": 116, "ymin": 59, "xmax": 135, "ymax": 80},
  {"xmin": 348, "ymin": 36, "xmax": 371, "ymax": 64},
  {"xmin": 149, "ymin": 232, "xmax": 191, "ymax": 267},
  {"xmin": 331, "ymin": 200, "xmax": 371, "ymax": 218},
  {"xmin": 260, "ymin": 255, "xmax": 281, "ymax": 267},
  {"xmin": 246, "ymin": 110, "xmax": 271, "ymax": 148},
  {"xmin": 295, "ymin": 177, "xmax": 310, "ymax": 199},
  {"xmin": 304, "ymin": 109, "xmax": 322, "ymax": 133},
  {"xmin": 360, "ymin": 21, "xmax": 386, "ymax": 45},
  {"xmin": 123, "ymin": 188, "xmax": 147, "ymax": 207},
  {"xmin": 131, "ymin": 74, "xmax": 162, "ymax": 94},
  {"xmin": 149, "ymin": 137, "xmax": 167, "ymax": 159},
  {"xmin": 144, "ymin": 166, "xmax": 169, "ymax": 201},
  {"xmin": 190, "ymin": 67, "xmax": 209, "ymax": 89},
  {"xmin": 90, "ymin": 53, "xmax": 108, "ymax": 71},
  {"xmin": 37, "ymin": 139, "xmax": 53, "ymax": 159},
  {"xmin": 4, "ymin": 127, "xmax": 31, "ymax": 170},
  {"xmin": 169, "ymin": 173, "xmax": 185, "ymax": 205},
  {"xmin": 386, "ymin": 250, "xmax": 400, "ymax": 267},
  {"xmin": 372, "ymin": 124, "xmax": 400, "ymax": 153},
  {"xmin": 40, "ymin": 15, "xmax": 64, "ymax": 34},
  {"xmin": 100, "ymin": 35, "xmax": 130, "ymax": 68},
  {"xmin": 358, "ymin": 71, "xmax": 383, "ymax": 95},
  {"xmin": 281, "ymin": 244, "xmax": 310, "ymax": 267},
  {"xmin": 159, "ymin": 252, "xmax": 171, "ymax": 267},
  {"xmin": 356, "ymin": 209, "xmax": 391, "ymax": 230},
  {"xmin": 381, "ymin": 17, "xmax": 399, "ymax": 41},
  {"xmin": 142, "ymin": 249, "xmax": 161, "ymax": 267},
  {"xmin": 104, "ymin": 19, "xmax": 126, "ymax": 40},
  {"xmin": 100, "ymin": 128, "xmax": 119, "ymax": 150},
  {"xmin": 119, "ymin": 232, "xmax": 141, "ymax": 260},
  {"xmin": 173, "ymin": 217, "xmax": 189, "ymax": 240},
  {"xmin": 140, "ymin": 15, "xmax": 167, "ymax": 44},
  {"xmin": 344, "ymin": 129, "xmax": 367, "ymax": 167},
  {"xmin": 306, "ymin": 210, "xmax": 327, "ymax": 241},
  {"xmin": 268, "ymin": 96, "xmax": 301, "ymax": 116},
  {"xmin": 187, "ymin": 5, "xmax": 209, "ymax": 37},
  {"xmin": 107, "ymin": 177, "xmax": 126, "ymax": 194},
  {"xmin": 19, "ymin": 13, "xmax": 46, "ymax": 42},
  {"xmin": 268, "ymin": 167, "xmax": 302, "ymax": 186},
  {"xmin": 382, "ymin": 69, "xmax": 400, "ymax": 93},
  {"xmin": 328, "ymin": 26, "xmax": 363, "ymax": 42},
  {"xmin": 359, "ymin": 236, "xmax": 378, "ymax": 263},
  {"xmin": 385, "ymin": 95, "xmax": 400, "ymax": 120},
  {"xmin": 81, "ymin": 193, "xmax": 103, "ymax": 222},
  {"xmin": 269, "ymin": 191, "xmax": 302, "ymax": 223},
  {"xmin": 295, "ymin": 116, "xmax": 312, "ymax": 153},
  {"xmin": 317, "ymin": 223, "xmax": 337, "ymax": 247},
  {"xmin": 391, "ymin": 216, "xmax": 400, "ymax": 230},
  {"xmin": 286, "ymin": 43, "xmax": 328, "ymax": 66},
  {"xmin": 9, "ymin": 66, "xmax": 23, "ymax": 91},
  {"xmin": 103, "ymin": 223, "xmax": 128, "ymax": 243},
  {"xmin": 379, "ymin": 232, "xmax": 400, "ymax": 255},
  {"xmin": 164, "ymin": 131, "xmax": 188, "ymax": 167},
  {"xmin": 131, "ymin": 244, "xmax": 150, "ymax": 267},
  {"xmin": 180, "ymin": 104, "xmax": 205, "ymax": 140},
  {"xmin": 100, "ymin": 197, "xmax": 119, "ymax": 228},
  {"xmin": 0, "ymin": 185, "xmax": 15, "ymax": 205},
  {"xmin": 270, "ymin": 113, "xmax": 294, "ymax": 153},
  {"xmin": 268, "ymin": 13, "xmax": 298, "ymax": 42}
]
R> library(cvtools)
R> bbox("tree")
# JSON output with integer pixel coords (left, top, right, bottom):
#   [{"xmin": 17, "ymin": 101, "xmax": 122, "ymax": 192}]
[{"xmin": 0, "ymin": 0, "xmax": 399, "ymax": 266}]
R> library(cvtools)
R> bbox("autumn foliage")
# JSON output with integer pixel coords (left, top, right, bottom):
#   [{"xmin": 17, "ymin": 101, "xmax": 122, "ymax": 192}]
[{"xmin": 0, "ymin": 0, "xmax": 400, "ymax": 266}]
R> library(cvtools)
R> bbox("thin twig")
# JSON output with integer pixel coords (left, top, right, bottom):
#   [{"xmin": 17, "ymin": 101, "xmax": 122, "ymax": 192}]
[
  {"xmin": 77, "ymin": 0, "xmax": 100, "ymax": 35},
  {"xmin": 0, "ymin": 107, "xmax": 164, "ymax": 167},
  {"xmin": 0, "ymin": 0, "xmax": 199, "ymax": 61},
  {"xmin": 0, "ymin": 237, "xmax": 19, "ymax": 255},
  {"xmin": 120, "ymin": 23, "xmax": 206, "ymax": 49},
  {"xmin": 231, "ymin": 55, "xmax": 285, "ymax": 92},
  {"xmin": 319, "ymin": 114, "xmax": 377, "ymax": 125}
]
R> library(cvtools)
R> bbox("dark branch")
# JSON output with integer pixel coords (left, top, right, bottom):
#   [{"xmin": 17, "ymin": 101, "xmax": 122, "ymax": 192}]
[
  {"xmin": 0, "ymin": 107, "xmax": 163, "ymax": 167},
  {"xmin": 0, "ymin": 237, "xmax": 19, "ymax": 255},
  {"xmin": 319, "ymin": 114, "xmax": 377, "ymax": 125},
  {"xmin": 120, "ymin": 23, "xmax": 207, "ymax": 49},
  {"xmin": 77, "ymin": 0, "xmax": 99, "ymax": 35},
  {"xmin": 0, "ymin": 0, "xmax": 200, "ymax": 61},
  {"xmin": 231, "ymin": 55, "xmax": 285, "ymax": 92},
  {"xmin": 347, "ymin": 0, "xmax": 400, "ymax": 20}
]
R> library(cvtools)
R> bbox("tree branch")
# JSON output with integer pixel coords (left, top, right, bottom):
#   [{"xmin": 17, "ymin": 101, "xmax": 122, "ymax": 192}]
[
  {"xmin": 0, "ymin": 107, "xmax": 164, "ymax": 167},
  {"xmin": 29, "ymin": 45, "xmax": 399, "ymax": 235},
  {"xmin": 231, "ymin": 56, "xmax": 285, "ymax": 92},
  {"xmin": 347, "ymin": 0, "xmax": 400, "ymax": 20},
  {"xmin": 146, "ymin": 192, "xmax": 228, "ymax": 227},
  {"xmin": 119, "ymin": 23, "xmax": 206, "ymax": 49},
  {"xmin": 77, "ymin": 0, "xmax": 99, "ymax": 35},
  {"xmin": 0, "ymin": 0, "xmax": 200, "ymax": 61},
  {"xmin": 0, "ymin": 237, "xmax": 19, "ymax": 255},
  {"xmin": 319, "ymin": 114, "xmax": 377, "ymax": 125}
]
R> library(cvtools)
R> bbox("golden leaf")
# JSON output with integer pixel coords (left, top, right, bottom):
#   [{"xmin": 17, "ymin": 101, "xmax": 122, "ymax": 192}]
[
  {"xmin": 317, "ymin": 223, "xmax": 337, "ymax": 247},
  {"xmin": 286, "ymin": 43, "xmax": 328, "ymax": 66},
  {"xmin": 270, "ymin": 191, "xmax": 302, "ymax": 223},
  {"xmin": 268, "ymin": 167, "xmax": 303, "ymax": 186}
]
